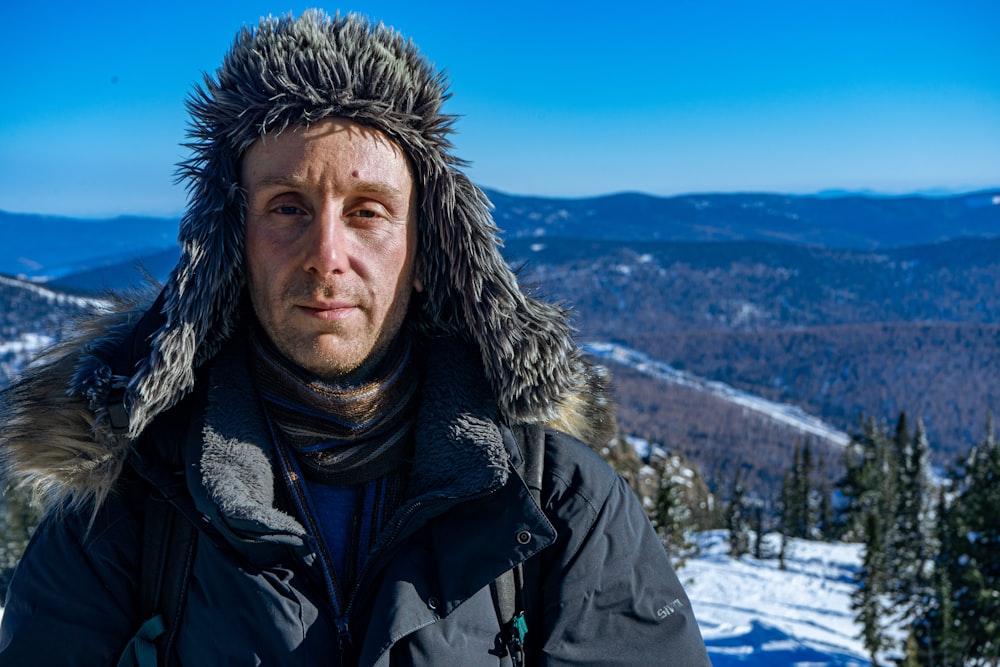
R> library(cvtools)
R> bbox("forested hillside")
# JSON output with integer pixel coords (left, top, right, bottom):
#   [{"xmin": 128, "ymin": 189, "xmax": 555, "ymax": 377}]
[{"xmin": 492, "ymin": 235, "xmax": 1000, "ymax": 510}]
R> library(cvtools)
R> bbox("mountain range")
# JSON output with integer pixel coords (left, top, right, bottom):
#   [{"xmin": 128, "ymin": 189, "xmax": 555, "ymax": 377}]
[
  {"xmin": 487, "ymin": 188, "xmax": 1000, "ymax": 247},
  {"xmin": 3, "ymin": 188, "xmax": 999, "ymax": 285}
]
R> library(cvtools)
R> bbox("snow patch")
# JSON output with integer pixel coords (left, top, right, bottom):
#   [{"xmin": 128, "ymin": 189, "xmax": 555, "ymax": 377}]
[
  {"xmin": 625, "ymin": 435, "xmax": 652, "ymax": 459},
  {"xmin": 687, "ymin": 531, "xmax": 870, "ymax": 666},
  {"xmin": 0, "ymin": 332, "xmax": 55, "ymax": 356}
]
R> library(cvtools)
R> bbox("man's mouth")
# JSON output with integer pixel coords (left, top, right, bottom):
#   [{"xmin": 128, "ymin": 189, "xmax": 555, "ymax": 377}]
[{"xmin": 298, "ymin": 300, "xmax": 356, "ymax": 320}]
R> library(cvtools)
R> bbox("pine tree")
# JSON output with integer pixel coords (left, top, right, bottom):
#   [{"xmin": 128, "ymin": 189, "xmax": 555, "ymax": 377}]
[
  {"xmin": 890, "ymin": 417, "xmax": 936, "ymax": 628},
  {"xmin": 789, "ymin": 443, "xmax": 805, "ymax": 538},
  {"xmin": 913, "ymin": 516, "xmax": 962, "ymax": 667},
  {"xmin": 944, "ymin": 415, "xmax": 1000, "ymax": 663},
  {"xmin": 838, "ymin": 416, "xmax": 895, "ymax": 543},
  {"xmin": 777, "ymin": 471, "xmax": 793, "ymax": 570},
  {"xmin": 931, "ymin": 486, "xmax": 962, "ymax": 667},
  {"xmin": 812, "ymin": 448, "xmax": 834, "ymax": 541},
  {"xmin": 876, "ymin": 417, "xmax": 900, "ymax": 557},
  {"xmin": 652, "ymin": 462, "xmax": 699, "ymax": 569},
  {"xmin": 780, "ymin": 441, "xmax": 819, "ymax": 540},
  {"xmin": 725, "ymin": 467, "xmax": 751, "ymax": 559},
  {"xmin": 816, "ymin": 481, "xmax": 834, "ymax": 541},
  {"xmin": 777, "ymin": 530, "xmax": 788, "ymax": 571},
  {"xmin": 840, "ymin": 415, "xmax": 924, "ymax": 664},
  {"xmin": 852, "ymin": 511, "xmax": 891, "ymax": 666},
  {"xmin": 752, "ymin": 504, "xmax": 767, "ymax": 560},
  {"xmin": 799, "ymin": 441, "xmax": 815, "ymax": 537}
]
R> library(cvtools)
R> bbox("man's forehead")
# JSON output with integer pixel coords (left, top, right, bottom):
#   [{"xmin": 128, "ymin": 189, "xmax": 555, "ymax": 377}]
[{"xmin": 240, "ymin": 119, "xmax": 414, "ymax": 185}]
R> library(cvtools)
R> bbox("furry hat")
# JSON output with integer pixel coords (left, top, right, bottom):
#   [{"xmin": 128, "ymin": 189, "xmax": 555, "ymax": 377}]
[{"xmin": 94, "ymin": 10, "xmax": 587, "ymax": 438}]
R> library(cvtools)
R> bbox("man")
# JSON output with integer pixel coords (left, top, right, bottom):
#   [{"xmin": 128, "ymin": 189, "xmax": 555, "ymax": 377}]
[{"xmin": 0, "ymin": 10, "xmax": 710, "ymax": 665}]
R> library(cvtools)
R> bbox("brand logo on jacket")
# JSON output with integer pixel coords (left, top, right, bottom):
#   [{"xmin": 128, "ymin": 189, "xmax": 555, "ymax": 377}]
[{"xmin": 656, "ymin": 599, "xmax": 686, "ymax": 619}]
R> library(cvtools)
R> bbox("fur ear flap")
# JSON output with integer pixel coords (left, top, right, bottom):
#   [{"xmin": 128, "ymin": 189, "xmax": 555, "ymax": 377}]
[
  {"xmin": 412, "ymin": 169, "xmax": 585, "ymax": 423},
  {"xmin": 124, "ymin": 157, "xmax": 246, "ymax": 438}
]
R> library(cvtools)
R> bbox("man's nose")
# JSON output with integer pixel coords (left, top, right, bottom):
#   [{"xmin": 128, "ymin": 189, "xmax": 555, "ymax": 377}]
[{"xmin": 306, "ymin": 202, "xmax": 350, "ymax": 276}]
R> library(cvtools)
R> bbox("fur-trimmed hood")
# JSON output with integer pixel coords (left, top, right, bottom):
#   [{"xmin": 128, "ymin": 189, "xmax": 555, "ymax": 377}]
[{"xmin": 0, "ymin": 10, "xmax": 615, "ymax": 513}]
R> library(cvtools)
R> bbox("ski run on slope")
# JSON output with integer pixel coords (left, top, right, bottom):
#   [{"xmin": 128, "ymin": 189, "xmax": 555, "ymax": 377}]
[{"xmin": 584, "ymin": 341, "xmax": 851, "ymax": 447}]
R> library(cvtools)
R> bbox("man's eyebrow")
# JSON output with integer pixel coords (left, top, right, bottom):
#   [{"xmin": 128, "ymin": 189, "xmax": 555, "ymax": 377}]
[
  {"xmin": 249, "ymin": 175, "xmax": 407, "ymax": 197},
  {"xmin": 250, "ymin": 175, "xmax": 307, "ymax": 190}
]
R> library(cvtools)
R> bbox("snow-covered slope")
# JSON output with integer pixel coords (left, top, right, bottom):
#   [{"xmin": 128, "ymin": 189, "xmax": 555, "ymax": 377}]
[
  {"xmin": 687, "ymin": 531, "xmax": 870, "ymax": 666},
  {"xmin": 0, "ymin": 275, "xmax": 107, "ymax": 309},
  {"xmin": 585, "ymin": 341, "xmax": 851, "ymax": 448}
]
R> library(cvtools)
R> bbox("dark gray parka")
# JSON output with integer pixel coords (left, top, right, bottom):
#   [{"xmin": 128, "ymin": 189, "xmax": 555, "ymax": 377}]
[
  {"xmin": 0, "ymin": 10, "xmax": 709, "ymax": 666},
  {"xmin": 0, "ymin": 336, "xmax": 709, "ymax": 665}
]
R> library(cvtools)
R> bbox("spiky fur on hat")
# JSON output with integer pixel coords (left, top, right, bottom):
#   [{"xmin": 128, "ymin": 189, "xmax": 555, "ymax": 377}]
[{"xmin": 0, "ymin": 10, "xmax": 614, "ymax": 512}]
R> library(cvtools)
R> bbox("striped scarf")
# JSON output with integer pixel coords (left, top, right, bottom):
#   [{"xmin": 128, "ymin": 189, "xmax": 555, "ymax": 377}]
[{"xmin": 249, "ymin": 329, "xmax": 419, "ymax": 485}]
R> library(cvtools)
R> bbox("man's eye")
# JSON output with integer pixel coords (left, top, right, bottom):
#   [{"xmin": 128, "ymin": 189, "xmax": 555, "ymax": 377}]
[
  {"xmin": 354, "ymin": 209, "xmax": 377, "ymax": 218},
  {"xmin": 274, "ymin": 205, "xmax": 304, "ymax": 215}
]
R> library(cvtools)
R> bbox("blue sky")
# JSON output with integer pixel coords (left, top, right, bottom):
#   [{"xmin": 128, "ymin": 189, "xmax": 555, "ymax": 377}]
[{"xmin": 2, "ymin": 0, "xmax": 998, "ymax": 217}]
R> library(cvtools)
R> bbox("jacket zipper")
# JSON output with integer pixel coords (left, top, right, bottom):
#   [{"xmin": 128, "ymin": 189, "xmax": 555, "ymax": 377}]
[
  {"xmin": 269, "ymin": 409, "xmax": 506, "ymax": 658},
  {"xmin": 272, "ymin": 437, "xmax": 362, "ymax": 664},
  {"xmin": 272, "ymin": 436, "xmax": 344, "ymax": 603}
]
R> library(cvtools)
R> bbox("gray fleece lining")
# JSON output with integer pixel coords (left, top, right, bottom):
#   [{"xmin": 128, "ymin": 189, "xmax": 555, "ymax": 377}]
[
  {"xmin": 409, "ymin": 337, "xmax": 508, "ymax": 499},
  {"xmin": 194, "ymin": 334, "xmax": 507, "ymax": 536},
  {"xmin": 196, "ymin": 339, "xmax": 303, "ymax": 536}
]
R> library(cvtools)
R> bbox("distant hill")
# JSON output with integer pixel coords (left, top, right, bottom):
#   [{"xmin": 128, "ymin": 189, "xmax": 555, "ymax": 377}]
[
  {"xmin": 47, "ymin": 248, "xmax": 180, "ymax": 294},
  {"xmin": 484, "ymin": 188, "xmax": 1000, "ymax": 247},
  {"xmin": 0, "ymin": 276, "xmax": 100, "ymax": 388},
  {"xmin": 0, "ymin": 211, "xmax": 178, "ymax": 283}
]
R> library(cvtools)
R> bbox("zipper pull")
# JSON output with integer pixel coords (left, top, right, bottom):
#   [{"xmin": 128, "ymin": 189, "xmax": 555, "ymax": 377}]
[
  {"xmin": 336, "ymin": 617, "xmax": 353, "ymax": 657},
  {"xmin": 509, "ymin": 611, "xmax": 528, "ymax": 667}
]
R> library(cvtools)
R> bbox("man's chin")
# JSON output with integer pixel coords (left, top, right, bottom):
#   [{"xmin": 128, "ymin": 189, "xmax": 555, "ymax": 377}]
[{"xmin": 289, "ymin": 340, "xmax": 369, "ymax": 382}]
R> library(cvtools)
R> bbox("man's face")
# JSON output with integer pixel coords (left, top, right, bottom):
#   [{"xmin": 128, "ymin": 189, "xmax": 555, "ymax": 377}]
[{"xmin": 242, "ymin": 118, "xmax": 421, "ymax": 383}]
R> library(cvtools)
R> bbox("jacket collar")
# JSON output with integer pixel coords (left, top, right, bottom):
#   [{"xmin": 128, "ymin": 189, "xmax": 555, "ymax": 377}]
[{"xmin": 190, "ymin": 331, "xmax": 515, "ymax": 544}]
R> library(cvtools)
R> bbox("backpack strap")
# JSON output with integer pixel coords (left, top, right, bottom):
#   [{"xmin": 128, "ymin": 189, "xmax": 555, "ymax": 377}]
[
  {"xmin": 118, "ymin": 392, "xmax": 203, "ymax": 667},
  {"xmin": 116, "ymin": 483, "xmax": 198, "ymax": 667},
  {"xmin": 492, "ymin": 423, "xmax": 546, "ymax": 667},
  {"xmin": 140, "ymin": 491, "xmax": 198, "ymax": 665},
  {"xmin": 103, "ymin": 289, "xmax": 168, "ymax": 435}
]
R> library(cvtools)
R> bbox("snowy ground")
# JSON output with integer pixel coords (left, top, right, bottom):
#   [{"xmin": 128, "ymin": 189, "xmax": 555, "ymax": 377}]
[{"xmin": 686, "ymin": 531, "xmax": 871, "ymax": 666}]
